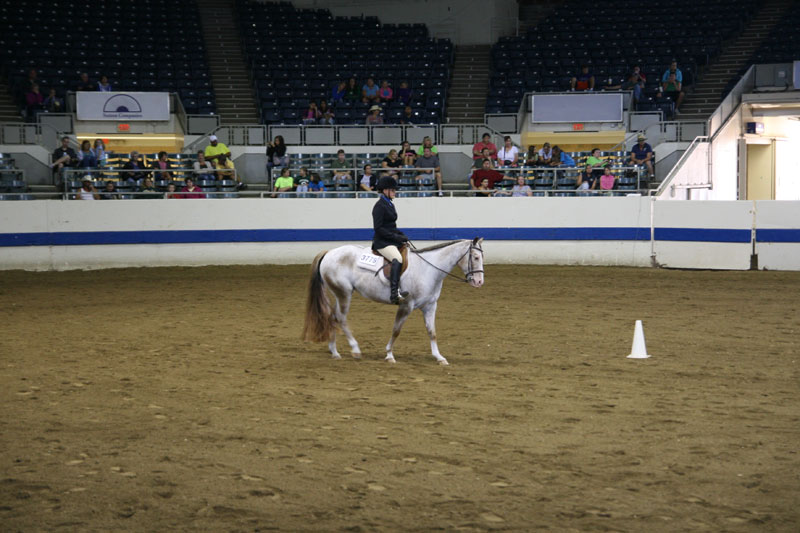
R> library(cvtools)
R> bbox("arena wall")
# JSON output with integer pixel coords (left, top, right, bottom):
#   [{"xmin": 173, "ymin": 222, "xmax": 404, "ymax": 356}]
[{"xmin": 1, "ymin": 198, "xmax": 799, "ymax": 271}]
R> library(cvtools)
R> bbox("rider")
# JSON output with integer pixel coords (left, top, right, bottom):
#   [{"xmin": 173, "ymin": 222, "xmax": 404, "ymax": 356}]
[{"xmin": 372, "ymin": 176, "xmax": 410, "ymax": 304}]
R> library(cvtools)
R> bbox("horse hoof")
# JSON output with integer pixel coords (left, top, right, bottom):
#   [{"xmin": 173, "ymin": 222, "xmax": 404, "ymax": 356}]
[
  {"xmin": 385, "ymin": 356, "xmax": 396, "ymax": 364},
  {"xmin": 352, "ymin": 353, "xmax": 362, "ymax": 360},
  {"xmin": 331, "ymin": 354, "xmax": 342, "ymax": 360},
  {"xmin": 438, "ymin": 360, "xmax": 449, "ymax": 366}
]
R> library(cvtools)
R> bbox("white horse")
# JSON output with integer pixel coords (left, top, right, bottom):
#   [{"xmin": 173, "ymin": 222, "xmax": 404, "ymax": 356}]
[{"xmin": 303, "ymin": 238, "xmax": 484, "ymax": 365}]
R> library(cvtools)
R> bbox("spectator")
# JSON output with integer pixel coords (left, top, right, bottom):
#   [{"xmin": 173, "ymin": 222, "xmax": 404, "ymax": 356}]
[
  {"xmin": 570, "ymin": 65, "xmax": 595, "ymax": 91},
  {"xmin": 399, "ymin": 140, "xmax": 416, "ymax": 167},
  {"xmin": 308, "ymin": 172, "xmax": 326, "ymax": 193},
  {"xmin": 586, "ymin": 148, "xmax": 604, "ymax": 167},
  {"xmin": 414, "ymin": 146, "xmax": 443, "ymax": 195},
  {"xmin": 267, "ymin": 135, "xmax": 288, "ymax": 169},
  {"xmin": 476, "ymin": 177, "xmax": 497, "ymax": 197},
  {"xmin": 510, "ymin": 175, "xmax": 533, "ymax": 197},
  {"xmin": 523, "ymin": 145, "xmax": 539, "ymax": 167},
  {"xmin": 43, "ymin": 88, "xmax": 63, "ymax": 113},
  {"xmin": 599, "ymin": 164, "xmax": 617, "ymax": 191},
  {"xmin": 272, "ymin": 166, "xmax": 294, "ymax": 198},
  {"xmin": 632, "ymin": 65, "xmax": 647, "ymax": 83},
  {"xmin": 294, "ymin": 166, "xmax": 310, "ymax": 187},
  {"xmin": 359, "ymin": 164, "xmax": 378, "ymax": 193},
  {"xmin": 330, "ymin": 149, "xmax": 351, "ymax": 182},
  {"xmin": 400, "ymin": 106, "xmax": 416, "ymax": 125},
  {"xmin": 366, "ymin": 104, "xmax": 384, "ymax": 125},
  {"xmin": 296, "ymin": 177, "xmax": 309, "ymax": 195},
  {"xmin": 77, "ymin": 175, "xmax": 99, "ymax": 200},
  {"xmin": 179, "ymin": 177, "xmax": 205, "ymax": 199},
  {"xmin": 24, "ymin": 83, "xmax": 44, "ymax": 120},
  {"xmin": 605, "ymin": 72, "xmax": 644, "ymax": 104},
  {"xmin": 150, "ymin": 151, "xmax": 173, "ymax": 181},
  {"xmin": 99, "ymin": 181, "xmax": 118, "ymax": 200},
  {"xmin": 97, "ymin": 75, "xmax": 112, "ymax": 92},
  {"xmin": 123, "ymin": 151, "xmax": 149, "ymax": 182},
  {"xmin": 91, "ymin": 139, "xmax": 107, "ymax": 167},
  {"xmin": 416, "ymin": 136, "xmax": 438, "ymax": 156},
  {"xmin": 362, "ymin": 77, "xmax": 380, "ymax": 104},
  {"xmin": 629, "ymin": 134, "xmax": 654, "ymax": 178},
  {"xmin": 165, "ymin": 182, "xmax": 177, "ymax": 197},
  {"xmin": 302, "ymin": 101, "xmax": 320, "ymax": 125},
  {"xmin": 345, "ymin": 77, "xmax": 360, "ymax": 101},
  {"xmin": 576, "ymin": 164, "xmax": 598, "ymax": 190},
  {"xmin": 138, "ymin": 177, "xmax": 158, "ymax": 197},
  {"xmin": 478, "ymin": 148, "xmax": 496, "ymax": 167},
  {"xmin": 25, "ymin": 68, "xmax": 38, "ymax": 92},
  {"xmin": 193, "ymin": 150, "xmax": 215, "ymax": 177},
  {"xmin": 76, "ymin": 140, "xmax": 98, "ymax": 169},
  {"xmin": 395, "ymin": 80, "xmax": 412, "ymax": 106},
  {"xmin": 381, "ymin": 149, "xmax": 402, "ymax": 177},
  {"xmin": 318, "ymin": 101, "xmax": 335, "ymax": 125},
  {"xmin": 660, "ymin": 72, "xmax": 684, "ymax": 113},
  {"xmin": 472, "ymin": 133, "xmax": 498, "ymax": 162},
  {"xmin": 75, "ymin": 72, "xmax": 94, "ymax": 91},
  {"xmin": 204, "ymin": 134, "xmax": 231, "ymax": 165},
  {"xmin": 497, "ymin": 136, "xmax": 519, "ymax": 167},
  {"xmin": 548, "ymin": 146, "xmax": 576, "ymax": 167},
  {"xmin": 331, "ymin": 81, "xmax": 347, "ymax": 104},
  {"xmin": 378, "ymin": 80, "xmax": 393, "ymax": 103},
  {"xmin": 661, "ymin": 60, "xmax": 683, "ymax": 85},
  {"xmin": 215, "ymin": 154, "xmax": 240, "ymax": 187},
  {"xmin": 538, "ymin": 142, "xmax": 553, "ymax": 164},
  {"xmin": 470, "ymin": 158, "xmax": 508, "ymax": 190}
]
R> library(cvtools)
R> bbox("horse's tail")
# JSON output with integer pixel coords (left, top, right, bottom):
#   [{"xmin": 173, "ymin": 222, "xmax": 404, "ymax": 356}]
[{"xmin": 302, "ymin": 251, "xmax": 335, "ymax": 342}]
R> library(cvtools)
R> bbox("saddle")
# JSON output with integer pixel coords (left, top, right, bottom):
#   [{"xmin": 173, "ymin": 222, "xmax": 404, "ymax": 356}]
[{"xmin": 372, "ymin": 244, "xmax": 409, "ymax": 278}]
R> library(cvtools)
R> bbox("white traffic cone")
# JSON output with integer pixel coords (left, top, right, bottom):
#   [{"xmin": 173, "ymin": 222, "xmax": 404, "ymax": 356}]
[{"xmin": 627, "ymin": 320, "xmax": 651, "ymax": 359}]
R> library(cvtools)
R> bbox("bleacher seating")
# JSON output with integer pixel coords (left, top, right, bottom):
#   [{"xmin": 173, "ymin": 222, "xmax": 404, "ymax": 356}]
[
  {"xmin": 237, "ymin": 0, "xmax": 454, "ymax": 126},
  {"xmin": 0, "ymin": 0, "xmax": 215, "ymax": 118},
  {"xmin": 0, "ymin": 152, "xmax": 29, "ymax": 199},
  {"xmin": 486, "ymin": 0, "xmax": 760, "ymax": 115}
]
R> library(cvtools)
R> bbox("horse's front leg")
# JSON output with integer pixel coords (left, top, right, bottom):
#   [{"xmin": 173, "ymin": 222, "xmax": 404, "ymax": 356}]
[
  {"xmin": 385, "ymin": 304, "xmax": 412, "ymax": 363},
  {"xmin": 421, "ymin": 302, "xmax": 448, "ymax": 365}
]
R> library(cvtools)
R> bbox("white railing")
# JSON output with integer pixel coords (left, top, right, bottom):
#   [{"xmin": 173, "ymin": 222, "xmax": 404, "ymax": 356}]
[{"xmin": 654, "ymin": 136, "xmax": 710, "ymax": 197}]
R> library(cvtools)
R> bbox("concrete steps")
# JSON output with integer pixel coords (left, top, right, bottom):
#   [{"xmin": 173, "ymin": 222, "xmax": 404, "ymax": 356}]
[
  {"xmin": 0, "ymin": 79, "xmax": 22, "ymax": 122},
  {"xmin": 446, "ymin": 45, "xmax": 491, "ymax": 123}
]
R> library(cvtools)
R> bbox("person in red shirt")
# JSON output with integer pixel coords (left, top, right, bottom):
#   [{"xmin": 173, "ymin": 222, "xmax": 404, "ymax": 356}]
[
  {"xmin": 472, "ymin": 133, "xmax": 498, "ymax": 162},
  {"xmin": 470, "ymin": 158, "xmax": 510, "ymax": 190},
  {"xmin": 179, "ymin": 177, "xmax": 206, "ymax": 199}
]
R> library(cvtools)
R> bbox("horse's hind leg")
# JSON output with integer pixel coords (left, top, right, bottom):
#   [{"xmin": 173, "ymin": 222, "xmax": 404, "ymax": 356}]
[
  {"xmin": 331, "ymin": 287, "xmax": 361, "ymax": 359},
  {"xmin": 385, "ymin": 305, "xmax": 412, "ymax": 363},
  {"xmin": 421, "ymin": 302, "xmax": 448, "ymax": 366}
]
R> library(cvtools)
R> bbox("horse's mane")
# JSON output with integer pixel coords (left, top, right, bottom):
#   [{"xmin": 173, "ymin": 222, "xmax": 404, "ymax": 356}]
[{"xmin": 412, "ymin": 240, "xmax": 465, "ymax": 253}]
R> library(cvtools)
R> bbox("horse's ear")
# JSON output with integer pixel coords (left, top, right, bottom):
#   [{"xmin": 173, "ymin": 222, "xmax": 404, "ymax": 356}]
[{"xmin": 473, "ymin": 237, "xmax": 483, "ymax": 245}]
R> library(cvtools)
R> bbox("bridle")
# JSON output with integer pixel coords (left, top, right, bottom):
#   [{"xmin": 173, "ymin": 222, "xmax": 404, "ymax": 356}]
[{"xmin": 409, "ymin": 239, "xmax": 484, "ymax": 284}]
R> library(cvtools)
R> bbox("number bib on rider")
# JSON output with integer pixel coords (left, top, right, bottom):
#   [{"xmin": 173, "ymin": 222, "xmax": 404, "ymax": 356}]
[{"xmin": 356, "ymin": 252, "xmax": 382, "ymax": 270}]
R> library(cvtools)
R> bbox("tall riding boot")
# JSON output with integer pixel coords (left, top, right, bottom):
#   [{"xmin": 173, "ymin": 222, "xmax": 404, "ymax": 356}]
[{"xmin": 389, "ymin": 259, "xmax": 408, "ymax": 304}]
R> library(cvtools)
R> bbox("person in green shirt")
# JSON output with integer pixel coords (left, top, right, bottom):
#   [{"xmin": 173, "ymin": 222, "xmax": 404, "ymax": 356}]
[
  {"xmin": 416, "ymin": 136, "xmax": 438, "ymax": 156},
  {"xmin": 204, "ymin": 134, "xmax": 231, "ymax": 165},
  {"xmin": 586, "ymin": 148, "xmax": 605, "ymax": 167},
  {"xmin": 272, "ymin": 167, "xmax": 294, "ymax": 198},
  {"xmin": 329, "ymin": 149, "xmax": 351, "ymax": 183}
]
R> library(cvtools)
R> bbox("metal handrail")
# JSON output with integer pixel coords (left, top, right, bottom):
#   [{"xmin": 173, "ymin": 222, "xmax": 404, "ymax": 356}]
[{"xmin": 654, "ymin": 135, "xmax": 709, "ymax": 196}]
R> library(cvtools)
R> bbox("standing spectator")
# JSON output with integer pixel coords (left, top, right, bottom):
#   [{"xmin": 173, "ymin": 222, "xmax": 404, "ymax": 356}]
[
  {"xmin": 414, "ymin": 146, "xmax": 443, "ymax": 195},
  {"xmin": 344, "ymin": 78, "xmax": 360, "ymax": 101},
  {"xmin": 538, "ymin": 142, "xmax": 553, "ymax": 164},
  {"xmin": 150, "ymin": 151, "xmax": 173, "ymax": 181},
  {"xmin": 400, "ymin": 106, "xmax": 416, "ymax": 125},
  {"xmin": 272, "ymin": 167, "xmax": 294, "ymax": 198},
  {"xmin": 193, "ymin": 150, "xmax": 215, "ymax": 177},
  {"xmin": 43, "ymin": 88, "xmax": 64, "ymax": 113},
  {"xmin": 629, "ymin": 134, "xmax": 654, "ymax": 178},
  {"xmin": 99, "ymin": 181, "xmax": 118, "ymax": 200},
  {"xmin": 378, "ymin": 80, "xmax": 393, "ymax": 103},
  {"xmin": 661, "ymin": 60, "xmax": 683, "ymax": 85},
  {"xmin": 399, "ymin": 140, "xmax": 416, "ymax": 167},
  {"xmin": 599, "ymin": 164, "xmax": 617, "ymax": 191},
  {"xmin": 660, "ymin": 72, "xmax": 684, "ymax": 113},
  {"xmin": 381, "ymin": 149, "xmax": 402, "ymax": 178},
  {"xmin": 510, "ymin": 175, "xmax": 533, "ymax": 197},
  {"xmin": 123, "ymin": 151, "xmax": 149, "ymax": 182},
  {"xmin": 330, "ymin": 149, "xmax": 351, "ymax": 182},
  {"xmin": 472, "ymin": 133, "xmax": 498, "ymax": 162},
  {"xmin": 308, "ymin": 172, "xmax": 326, "ymax": 194},
  {"xmin": 215, "ymin": 154, "xmax": 240, "ymax": 187},
  {"xmin": 416, "ymin": 136, "xmax": 438, "ymax": 156},
  {"xmin": 570, "ymin": 65, "xmax": 595, "ymax": 91},
  {"xmin": 77, "ymin": 175, "xmax": 99, "ymax": 200},
  {"xmin": 24, "ymin": 83, "xmax": 44, "ymax": 120},
  {"xmin": 75, "ymin": 72, "xmax": 94, "ymax": 91},
  {"xmin": 395, "ymin": 81, "xmax": 412, "ymax": 106},
  {"xmin": 361, "ymin": 77, "xmax": 380, "ymax": 104},
  {"xmin": 576, "ymin": 164, "xmax": 599, "ymax": 190},
  {"xmin": 548, "ymin": 146, "xmax": 576, "ymax": 167},
  {"xmin": 366, "ymin": 105, "xmax": 384, "ymax": 125},
  {"xmin": 97, "ymin": 75, "xmax": 112, "ymax": 92},
  {"xmin": 318, "ymin": 101, "xmax": 335, "ymax": 125},
  {"xmin": 91, "ymin": 139, "xmax": 107, "ymax": 167},
  {"xmin": 302, "ymin": 101, "xmax": 321, "ymax": 125},
  {"xmin": 179, "ymin": 177, "xmax": 205, "ymax": 199},
  {"xmin": 523, "ymin": 145, "xmax": 539, "ymax": 167},
  {"xmin": 331, "ymin": 81, "xmax": 346, "ymax": 104},
  {"xmin": 497, "ymin": 136, "xmax": 519, "ymax": 167},
  {"xmin": 470, "ymin": 158, "xmax": 508, "ymax": 190},
  {"xmin": 204, "ymin": 134, "xmax": 231, "ymax": 165},
  {"xmin": 76, "ymin": 140, "xmax": 98, "ymax": 169},
  {"xmin": 267, "ymin": 135, "xmax": 288, "ymax": 167},
  {"xmin": 359, "ymin": 164, "xmax": 378, "ymax": 193}
]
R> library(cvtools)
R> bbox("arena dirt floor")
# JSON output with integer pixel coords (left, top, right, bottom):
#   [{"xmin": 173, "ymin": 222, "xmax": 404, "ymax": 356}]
[{"xmin": 1, "ymin": 264, "xmax": 799, "ymax": 532}]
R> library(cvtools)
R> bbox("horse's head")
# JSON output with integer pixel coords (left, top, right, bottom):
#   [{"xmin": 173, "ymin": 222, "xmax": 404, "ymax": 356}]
[{"xmin": 458, "ymin": 237, "xmax": 484, "ymax": 288}]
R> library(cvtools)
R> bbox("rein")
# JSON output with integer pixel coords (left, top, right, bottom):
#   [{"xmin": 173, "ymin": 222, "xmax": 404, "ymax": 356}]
[{"xmin": 408, "ymin": 240, "xmax": 484, "ymax": 283}]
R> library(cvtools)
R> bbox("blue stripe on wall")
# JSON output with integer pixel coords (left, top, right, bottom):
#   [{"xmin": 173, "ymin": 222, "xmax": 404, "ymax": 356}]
[{"xmin": 0, "ymin": 226, "xmax": 776, "ymax": 247}]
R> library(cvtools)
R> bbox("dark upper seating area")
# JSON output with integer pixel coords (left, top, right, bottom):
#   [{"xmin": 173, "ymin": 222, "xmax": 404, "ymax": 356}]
[
  {"xmin": 487, "ymin": 0, "xmax": 759, "ymax": 115},
  {"xmin": 238, "ymin": 0, "xmax": 454, "ymax": 126},
  {"xmin": 0, "ymin": 0, "xmax": 215, "ymax": 118},
  {"xmin": 751, "ymin": 2, "xmax": 800, "ymax": 65}
]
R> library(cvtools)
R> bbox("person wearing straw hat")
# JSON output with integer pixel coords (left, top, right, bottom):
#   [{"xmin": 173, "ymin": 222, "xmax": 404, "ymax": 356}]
[
  {"xmin": 77, "ymin": 175, "xmax": 99, "ymax": 200},
  {"xmin": 372, "ymin": 176, "xmax": 409, "ymax": 304},
  {"xmin": 366, "ymin": 104, "xmax": 384, "ymax": 125},
  {"xmin": 629, "ymin": 133, "xmax": 654, "ymax": 178}
]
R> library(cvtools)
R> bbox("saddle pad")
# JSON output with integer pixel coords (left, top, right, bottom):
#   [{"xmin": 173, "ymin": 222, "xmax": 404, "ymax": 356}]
[{"xmin": 356, "ymin": 252, "xmax": 383, "ymax": 271}]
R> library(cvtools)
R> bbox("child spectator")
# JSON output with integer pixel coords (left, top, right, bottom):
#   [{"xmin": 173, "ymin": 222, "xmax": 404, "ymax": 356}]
[
  {"xmin": 600, "ymin": 164, "xmax": 616, "ymax": 190},
  {"xmin": 395, "ymin": 81, "xmax": 412, "ymax": 106},
  {"xmin": 302, "ymin": 101, "xmax": 320, "ymax": 125},
  {"xmin": 165, "ymin": 182, "xmax": 177, "ymax": 198},
  {"xmin": 97, "ymin": 75, "xmax": 112, "ymax": 92},
  {"xmin": 378, "ymin": 81, "xmax": 393, "ymax": 103},
  {"xmin": 318, "ymin": 101, "xmax": 334, "ymax": 125},
  {"xmin": 99, "ymin": 181, "xmax": 118, "ymax": 200},
  {"xmin": 476, "ymin": 178, "xmax": 496, "ymax": 197}
]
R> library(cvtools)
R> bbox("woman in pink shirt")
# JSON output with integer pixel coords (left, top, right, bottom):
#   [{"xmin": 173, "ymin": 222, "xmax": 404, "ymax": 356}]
[
  {"xmin": 599, "ymin": 164, "xmax": 616, "ymax": 191},
  {"xmin": 378, "ymin": 81, "xmax": 393, "ymax": 103}
]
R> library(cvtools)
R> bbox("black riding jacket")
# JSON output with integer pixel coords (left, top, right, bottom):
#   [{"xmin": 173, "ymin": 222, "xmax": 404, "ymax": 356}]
[{"xmin": 372, "ymin": 195, "xmax": 408, "ymax": 249}]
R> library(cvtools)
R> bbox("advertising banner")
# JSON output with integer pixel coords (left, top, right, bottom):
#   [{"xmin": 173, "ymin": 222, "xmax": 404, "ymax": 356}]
[{"xmin": 76, "ymin": 92, "xmax": 170, "ymax": 121}]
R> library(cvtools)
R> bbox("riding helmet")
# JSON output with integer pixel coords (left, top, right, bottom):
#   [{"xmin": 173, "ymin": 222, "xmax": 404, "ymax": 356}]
[{"xmin": 375, "ymin": 176, "xmax": 398, "ymax": 191}]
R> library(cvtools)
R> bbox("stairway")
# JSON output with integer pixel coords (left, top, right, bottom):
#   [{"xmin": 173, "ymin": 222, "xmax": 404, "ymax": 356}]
[
  {"xmin": 196, "ymin": 0, "xmax": 260, "ymax": 125},
  {"xmin": 446, "ymin": 45, "xmax": 491, "ymax": 124},
  {"xmin": 0, "ymin": 79, "xmax": 22, "ymax": 123},
  {"xmin": 678, "ymin": 0, "xmax": 793, "ymax": 121}
]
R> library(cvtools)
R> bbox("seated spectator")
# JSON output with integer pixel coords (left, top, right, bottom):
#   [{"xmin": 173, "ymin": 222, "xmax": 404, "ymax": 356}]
[
  {"xmin": 548, "ymin": 146, "xmax": 576, "ymax": 167},
  {"xmin": 294, "ymin": 166, "xmax": 310, "ymax": 186},
  {"xmin": 77, "ymin": 175, "xmax": 98, "ymax": 200},
  {"xmin": 470, "ymin": 158, "xmax": 508, "ymax": 190},
  {"xmin": 399, "ymin": 140, "xmax": 416, "ymax": 167},
  {"xmin": 99, "ymin": 181, "xmax": 118, "ymax": 200},
  {"xmin": 308, "ymin": 172, "xmax": 326, "ymax": 193},
  {"xmin": 193, "ymin": 150, "xmax": 215, "ymax": 177},
  {"xmin": 75, "ymin": 72, "xmax": 94, "ymax": 92},
  {"xmin": 91, "ymin": 139, "xmax": 107, "ymax": 167},
  {"xmin": 362, "ymin": 77, "xmax": 380, "ymax": 104},
  {"xmin": 318, "ymin": 101, "xmax": 335, "ymax": 125},
  {"xmin": 97, "ymin": 75, "xmax": 112, "ymax": 92},
  {"xmin": 496, "ymin": 136, "xmax": 519, "ymax": 167},
  {"xmin": 381, "ymin": 149, "xmax": 402, "ymax": 177},
  {"xmin": 138, "ymin": 177, "xmax": 158, "ymax": 197},
  {"xmin": 215, "ymin": 154, "xmax": 240, "ymax": 187},
  {"xmin": 122, "ymin": 151, "xmax": 149, "ymax": 182},
  {"xmin": 76, "ymin": 140, "xmax": 98, "ymax": 168},
  {"xmin": 632, "ymin": 65, "xmax": 647, "ymax": 83},
  {"xmin": 576, "ymin": 164, "xmax": 598, "ymax": 190},
  {"xmin": 272, "ymin": 166, "xmax": 294, "ymax": 198},
  {"xmin": 345, "ymin": 77, "xmax": 361, "ymax": 101},
  {"xmin": 523, "ymin": 145, "xmax": 539, "ymax": 167},
  {"xmin": 296, "ymin": 178, "xmax": 309, "ymax": 195},
  {"xmin": 204, "ymin": 134, "xmax": 231, "ymax": 166},
  {"xmin": 416, "ymin": 136, "xmax": 438, "ymax": 156},
  {"xmin": 586, "ymin": 148, "xmax": 604, "ymax": 167},
  {"xmin": 538, "ymin": 142, "xmax": 553, "ymax": 164},
  {"xmin": 510, "ymin": 175, "xmax": 532, "ymax": 197},
  {"xmin": 378, "ymin": 80, "xmax": 393, "ymax": 103},
  {"xmin": 43, "ymin": 88, "xmax": 63, "ymax": 113},
  {"xmin": 605, "ymin": 72, "xmax": 644, "ymax": 103},
  {"xmin": 476, "ymin": 177, "xmax": 497, "ymax": 197},
  {"xmin": 414, "ymin": 146, "xmax": 443, "ymax": 195},
  {"xmin": 661, "ymin": 60, "xmax": 683, "ymax": 86},
  {"xmin": 302, "ymin": 101, "xmax": 320, "ymax": 125},
  {"xmin": 165, "ymin": 182, "xmax": 177, "ymax": 197},
  {"xmin": 179, "ymin": 177, "xmax": 205, "ymax": 199},
  {"xmin": 150, "ymin": 151, "xmax": 173, "ymax": 181},
  {"xmin": 478, "ymin": 148, "xmax": 496, "ymax": 167},
  {"xmin": 267, "ymin": 135, "xmax": 288, "ymax": 167},
  {"xmin": 395, "ymin": 81, "xmax": 412, "ymax": 106},
  {"xmin": 366, "ymin": 105, "xmax": 384, "ymax": 125},
  {"xmin": 359, "ymin": 164, "xmax": 377, "ymax": 193},
  {"xmin": 472, "ymin": 133, "xmax": 498, "ymax": 162},
  {"xmin": 659, "ymin": 72, "xmax": 684, "ymax": 113},
  {"xmin": 400, "ymin": 106, "xmax": 416, "ymax": 125},
  {"xmin": 599, "ymin": 164, "xmax": 617, "ymax": 190},
  {"xmin": 629, "ymin": 134, "xmax": 654, "ymax": 178},
  {"xmin": 24, "ymin": 83, "xmax": 44, "ymax": 120},
  {"xmin": 570, "ymin": 65, "xmax": 595, "ymax": 91},
  {"xmin": 25, "ymin": 68, "xmax": 38, "ymax": 92},
  {"xmin": 331, "ymin": 81, "xmax": 347, "ymax": 104},
  {"xmin": 330, "ymin": 149, "xmax": 351, "ymax": 182}
]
